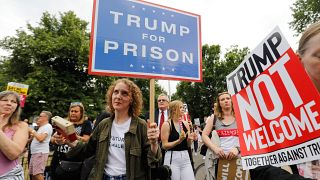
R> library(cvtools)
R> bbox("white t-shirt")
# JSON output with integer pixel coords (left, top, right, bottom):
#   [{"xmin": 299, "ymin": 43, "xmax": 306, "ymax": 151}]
[
  {"xmin": 105, "ymin": 118, "xmax": 131, "ymax": 176},
  {"xmin": 30, "ymin": 123, "xmax": 53, "ymax": 154}
]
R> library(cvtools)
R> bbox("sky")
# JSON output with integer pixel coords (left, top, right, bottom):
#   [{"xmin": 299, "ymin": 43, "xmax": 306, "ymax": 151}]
[{"xmin": 0, "ymin": 0, "xmax": 298, "ymax": 96}]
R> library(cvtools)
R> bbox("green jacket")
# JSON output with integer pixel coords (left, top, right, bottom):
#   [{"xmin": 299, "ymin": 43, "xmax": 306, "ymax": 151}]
[{"xmin": 67, "ymin": 117, "xmax": 161, "ymax": 180}]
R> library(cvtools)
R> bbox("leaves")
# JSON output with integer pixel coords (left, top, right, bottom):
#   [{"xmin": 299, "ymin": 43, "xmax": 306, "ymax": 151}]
[
  {"xmin": 174, "ymin": 44, "xmax": 249, "ymax": 123},
  {"xmin": 0, "ymin": 11, "xmax": 160, "ymax": 120},
  {"xmin": 289, "ymin": 0, "xmax": 320, "ymax": 35}
]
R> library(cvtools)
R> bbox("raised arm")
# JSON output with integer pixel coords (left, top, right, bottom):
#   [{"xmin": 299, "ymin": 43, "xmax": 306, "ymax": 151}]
[
  {"xmin": 161, "ymin": 121, "xmax": 186, "ymax": 150},
  {"xmin": 0, "ymin": 121, "xmax": 28, "ymax": 160}
]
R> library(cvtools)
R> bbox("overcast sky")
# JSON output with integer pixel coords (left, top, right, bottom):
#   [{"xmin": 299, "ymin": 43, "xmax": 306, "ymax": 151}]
[{"xmin": 0, "ymin": 0, "xmax": 298, "ymax": 95}]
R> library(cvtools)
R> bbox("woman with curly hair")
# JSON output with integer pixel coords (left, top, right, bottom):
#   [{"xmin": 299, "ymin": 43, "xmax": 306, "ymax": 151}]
[{"xmin": 56, "ymin": 78, "xmax": 161, "ymax": 180}]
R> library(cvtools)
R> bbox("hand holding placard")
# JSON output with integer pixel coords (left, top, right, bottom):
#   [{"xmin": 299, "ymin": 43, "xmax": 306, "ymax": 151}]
[{"xmin": 52, "ymin": 116, "xmax": 77, "ymax": 142}]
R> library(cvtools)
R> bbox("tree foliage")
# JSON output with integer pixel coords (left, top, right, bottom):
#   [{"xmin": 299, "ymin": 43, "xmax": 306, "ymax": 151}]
[
  {"xmin": 0, "ymin": 11, "xmax": 162, "ymax": 120},
  {"xmin": 174, "ymin": 45, "xmax": 249, "ymax": 123},
  {"xmin": 290, "ymin": 0, "xmax": 320, "ymax": 34}
]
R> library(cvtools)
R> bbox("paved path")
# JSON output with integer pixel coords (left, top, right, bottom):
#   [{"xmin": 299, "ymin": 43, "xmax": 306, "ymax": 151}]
[{"xmin": 193, "ymin": 145, "xmax": 207, "ymax": 180}]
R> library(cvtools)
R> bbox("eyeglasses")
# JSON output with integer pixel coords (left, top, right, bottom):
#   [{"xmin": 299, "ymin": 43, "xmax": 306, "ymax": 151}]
[{"xmin": 158, "ymin": 99, "xmax": 168, "ymax": 103}]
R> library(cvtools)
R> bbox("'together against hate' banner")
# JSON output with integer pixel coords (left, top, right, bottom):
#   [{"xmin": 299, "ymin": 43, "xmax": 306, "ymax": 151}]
[
  {"xmin": 89, "ymin": 0, "xmax": 202, "ymax": 81},
  {"xmin": 227, "ymin": 27, "xmax": 320, "ymax": 170}
]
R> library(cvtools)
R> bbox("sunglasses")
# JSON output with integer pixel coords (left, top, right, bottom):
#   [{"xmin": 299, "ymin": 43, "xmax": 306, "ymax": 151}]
[
  {"xmin": 70, "ymin": 102, "xmax": 83, "ymax": 107},
  {"xmin": 218, "ymin": 92, "xmax": 230, "ymax": 97},
  {"xmin": 158, "ymin": 99, "xmax": 168, "ymax": 102}
]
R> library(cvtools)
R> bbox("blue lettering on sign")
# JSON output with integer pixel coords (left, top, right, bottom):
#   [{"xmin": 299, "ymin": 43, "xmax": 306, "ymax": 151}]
[{"xmin": 90, "ymin": 0, "xmax": 201, "ymax": 81}]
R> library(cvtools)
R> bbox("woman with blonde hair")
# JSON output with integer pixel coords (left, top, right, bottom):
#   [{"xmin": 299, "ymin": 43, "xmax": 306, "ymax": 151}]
[
  {"xmin": 51, "ymin": 102, "xmax": 93, "ymax": 180},
  {"xmin": 161, "ymin": 100, "xmax": 195, "ymax": 180},
  {"xmin": 0, "ymin": 90, "xmax": 28, "ymax": 179},
  {"xmin": 202, "ymin": 92, "xmax": 240, "ymax": 179}
]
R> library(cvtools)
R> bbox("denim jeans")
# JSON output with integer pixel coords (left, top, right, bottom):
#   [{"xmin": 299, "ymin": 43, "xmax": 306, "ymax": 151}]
[{"xmin": 102, "ymin": 173, "xmax": 127, "ymax": 180}]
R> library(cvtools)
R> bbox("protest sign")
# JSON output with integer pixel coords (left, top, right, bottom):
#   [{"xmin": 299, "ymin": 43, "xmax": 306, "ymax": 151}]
[
  {"xmin": 217, "ymin": 158, "xmax": 250, "ymax": 180},
  {"xmin": 194, "ymin": 118, "xmax": 200, "ymax": 126},
  {"xmin": 227, "ymin": 27, "xmax": 320, "ymax": 169},
  {"xmin": 89, "ymin": 0, "xmax": 202, "ymax": 81},
  {"xmin": 7, "ymin": 82, "xmax": 29, "ymax": 107}
]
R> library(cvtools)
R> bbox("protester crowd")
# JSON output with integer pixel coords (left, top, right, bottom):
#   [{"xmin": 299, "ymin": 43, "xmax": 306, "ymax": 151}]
[{"xmin": 0, "ymin": 21, "xmax": 320, "ymax": 180}]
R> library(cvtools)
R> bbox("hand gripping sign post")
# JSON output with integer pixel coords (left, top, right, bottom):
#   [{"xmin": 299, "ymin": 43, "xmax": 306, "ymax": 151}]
[
  {"xmin": 89, "ymin": 0, "xmax": 201, "ymax": 123},
  {"xmin": 226, "ymin": 27, "xmax": 320, "ymax": 170}
]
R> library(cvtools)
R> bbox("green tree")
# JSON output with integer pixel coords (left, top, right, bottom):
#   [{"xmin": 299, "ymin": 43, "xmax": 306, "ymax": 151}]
[
  {"xmin": 174, "ymin": 45, "xmax": 249, "ymax": 123},
  {"xmin": 290, "ymin": 0, "xmax": 320, "ymax": 34},
  {"xmin": 0, "ymin": 11, "xmax": 161, "ymax": 119}
]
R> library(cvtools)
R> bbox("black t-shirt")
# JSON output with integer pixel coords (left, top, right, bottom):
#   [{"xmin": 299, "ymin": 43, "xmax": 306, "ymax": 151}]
[{"xmin": 51, "ymin": 120, "xmax": 93, "ymax": 179}]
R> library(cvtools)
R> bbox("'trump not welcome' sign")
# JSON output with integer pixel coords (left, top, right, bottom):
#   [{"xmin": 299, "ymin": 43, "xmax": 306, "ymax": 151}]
[
  {"xmin": 89, "ymin": 0, "xmax": 202, "ymax": 81},
  {"xmin": 227, "ymin": 27, "xmax": 320, "ymax": 169}
]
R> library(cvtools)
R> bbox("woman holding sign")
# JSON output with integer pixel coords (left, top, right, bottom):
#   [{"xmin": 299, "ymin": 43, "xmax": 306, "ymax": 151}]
[
  {"xmin": 202, "ymin": 92, "xmax": 240, "ymax": 179},
  {"xmin": 161, "ymin": 100, "xmax": 196, "ymax": 180},
  {"xmin": 56, "ymin": 78, "xmax": 161, "ymax": 180},
  {"xmin": 250, "ymin": 21, "xmax": 320, "ymax": 180},
  {"xmin": 0, "ymin": 91, "xmax": 28, "ymax": 179},
  {"xmin": 50, "ymin": 102, "xmax": 93, "ymax": 180},
  {"xmin": 295, "ymin": 20, "xmax": 320, "ymax": 179}
]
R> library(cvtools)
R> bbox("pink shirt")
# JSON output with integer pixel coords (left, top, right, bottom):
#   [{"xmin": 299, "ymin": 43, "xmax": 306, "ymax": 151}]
[{"xmin": 0, "ymin": 128, "xmax": 19, "ymax": 176}]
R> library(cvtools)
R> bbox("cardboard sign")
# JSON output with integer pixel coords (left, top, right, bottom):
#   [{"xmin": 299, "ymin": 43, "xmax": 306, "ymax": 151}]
[
  {"xmin": 194, "ymin": 118, "xmax": 200, "ymax": 126},
  {"xmin": 226, "ymin": 27, "xmax": 320, "ymax": 169},
  {"xmin": 51, "ymin": 116, "xmax": 77, "ymax": 142},
  {"xmin": 7, "ymin": 82, "xmax": 29, "ymax": 107},
  {"xmin": 217, "ymin": 158, "xmax": 250, "ymax": 180},
  {"xmin": 89, "ymin": 0, "xmax": 202, "ymax": 81},
  {"xmin": 7, "ymin": 82, "xmax": 29, "ymax": 95}
]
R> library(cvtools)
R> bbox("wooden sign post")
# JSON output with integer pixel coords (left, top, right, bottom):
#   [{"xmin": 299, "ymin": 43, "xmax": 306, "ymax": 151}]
[{"xmin": 149, "ymin": 79, "xmax": 155, "ymax": 123}]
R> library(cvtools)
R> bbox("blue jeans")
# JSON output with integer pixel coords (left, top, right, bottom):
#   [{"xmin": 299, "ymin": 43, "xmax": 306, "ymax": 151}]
[{"xmin": 102, "ymin": 173, "xmax": 127, "ymax": 180}]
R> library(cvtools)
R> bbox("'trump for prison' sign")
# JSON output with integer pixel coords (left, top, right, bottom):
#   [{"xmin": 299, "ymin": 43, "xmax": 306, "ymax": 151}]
[
  {"xmin": 227, "ymin": 27, "xmax": 320, "ymax": 170},
  {"xmin": 89, "ymin": 0, "xmax": 202, "ymax": 81}
]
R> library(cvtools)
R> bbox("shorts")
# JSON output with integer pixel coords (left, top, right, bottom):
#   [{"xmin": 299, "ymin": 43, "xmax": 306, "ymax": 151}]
[{"xmin": 29, "ymin": 153, "xmax": 49, "ymax": 175}]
